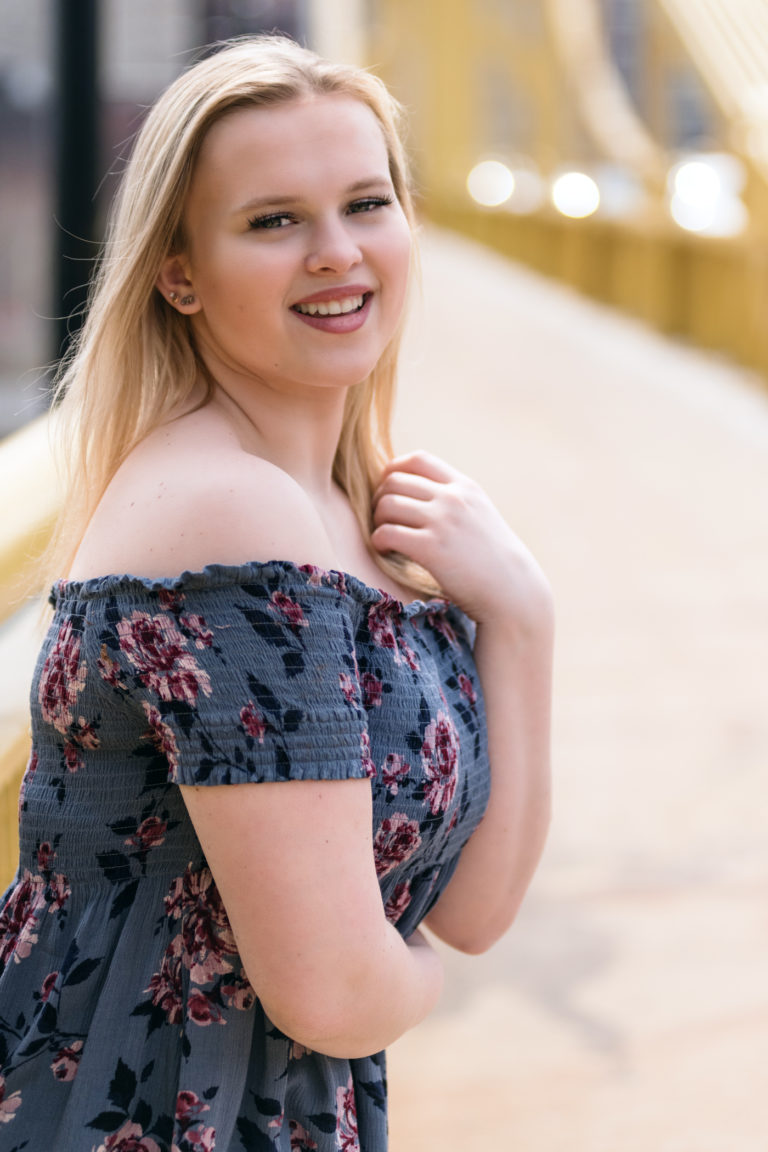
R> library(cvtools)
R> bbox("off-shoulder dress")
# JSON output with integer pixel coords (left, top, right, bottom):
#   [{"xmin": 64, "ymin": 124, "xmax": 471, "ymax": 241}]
[{"xmin": 0, "ymin": 560, "xmax": 490, "ymax": 1151}]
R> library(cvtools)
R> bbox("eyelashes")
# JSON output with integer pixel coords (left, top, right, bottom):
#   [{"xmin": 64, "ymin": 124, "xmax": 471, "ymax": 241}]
[
  {"xmin": 348, "ymin": 195, "xmax": 395, "ymax": 214},
  {"xmin": 247, "ymin": 212, "xmax": 294, "ymax": 230},
  {"xmin": 247, "ymin": 195, "xmax": 395, "ymax": 231}
]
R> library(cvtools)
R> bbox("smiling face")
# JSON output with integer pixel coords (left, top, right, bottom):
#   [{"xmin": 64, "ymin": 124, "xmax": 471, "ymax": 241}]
[{"xmin": 162, "ymin": 95, "xmax": 413, "ymax": 397}]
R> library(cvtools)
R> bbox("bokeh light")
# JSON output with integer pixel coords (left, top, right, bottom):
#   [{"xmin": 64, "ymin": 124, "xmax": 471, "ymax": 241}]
[
  {"xmin": 667, "ymin": 154, "xmax": 747, "ymax": 236},
  {"xmin": 467, "ymin": 160, "xmax": 515, "ymax": 207},
  {"xmin": 551, "ymin": 172, "xmax": 601, "ymax": 218}
]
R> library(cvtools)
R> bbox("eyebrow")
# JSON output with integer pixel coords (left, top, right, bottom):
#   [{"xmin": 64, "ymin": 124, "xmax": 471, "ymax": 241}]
[{"xmin": 234, "ymin": 176, "xmax": 394, "ymax": 215}]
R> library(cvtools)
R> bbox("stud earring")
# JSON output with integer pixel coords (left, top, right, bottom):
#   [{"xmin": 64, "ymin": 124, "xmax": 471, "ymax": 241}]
[
  {"xmin": 169, "ymin": 291, "xmax": 179, "ymax": 303},
  {"xmin": 179, "ymin": 294, "xmax": 195, "ymax": 306}
]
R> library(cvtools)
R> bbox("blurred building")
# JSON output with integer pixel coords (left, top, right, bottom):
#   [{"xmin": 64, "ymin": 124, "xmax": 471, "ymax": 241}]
[
  {"xmin": 369, "ymin": 0, "xmax": 768, "ymax": 376},
  {"xmin": 0, "ymin": 0, "xmax": 315, "ymax": 435},
  {"xmin": 2, "ymin": 0, "xmax": 768, "ymax": 437}
]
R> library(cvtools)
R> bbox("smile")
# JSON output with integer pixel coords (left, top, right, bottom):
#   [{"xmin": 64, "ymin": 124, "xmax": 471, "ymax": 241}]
[{"xmin": 293, "ymin": 294, "xmax": 367, "ymax": 317}]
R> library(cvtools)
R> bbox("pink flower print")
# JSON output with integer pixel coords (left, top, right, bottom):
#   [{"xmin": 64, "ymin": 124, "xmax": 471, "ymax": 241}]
[
  {"xmin": 38, "ymin": 618, "xmax": 87, "ymax": 733},
  {"xmin": 175, "ymin": 1090, "xmax": 209, "ymax": 1125},
  {"xmin": 50, "ymin": 1040, "xmax": 83, "ymax": 1082},
  {"xmin": 145, "ymin": 938, "xmax": 183, "ymax": 1025},
  {"xmin": 289, "ymin": 1120, "xmax": 319, "ymax": 1150},
  {"xmin": 335, "ymin": 1078, "xmax": 360, "ymax": 1151},
  {"xmin": 367, "ymin": 599, "xmax": 398, "ymax": 655},
  {"xmin": 63, "ymin": 741, "xmax": 83, "ymax": 774},
  {"xmin": 117, "ymin": 612, "xmax": 212, "ymax": 705},
  {"xmin": 97, "ymin": 644, "xmax": 124, "ymax": 688},
  {"xmin": 458, "ymin": 672, "xmax": 477, "ymax": 706},
  {"xmin": 0, "ymin": 1074, "xmax": 21, "ymax": 1124},
  {"xmin": 360, "ymin": 731, "xmax": 376, "ymax": 779},
  {"xmin": 36, "ymin": 841, "xmax": 55, "ymax": 871},
  {"xmin": 141, "ymin": 702, "xmax": 181, "ymax": 779},
  {"xmin": 421, "ymin": 710, "xmax": 460, "ymax": 816},
  {"xmin": 381, "ymin": 753, "xmax": 409, "ymax": 796},
  {"xmin": 0, "ymin": 871, "xmax": 46, "ymax": 967},
  {"xmin": 368, "ymin": 598, "xmax": 420, "ymax": 669},
  {"xmin": 373, "ymin": 814, "xmax": 422, "ymax": 877},
  {"xmin": 240, "ymin": 701, "xmax": 267, "ymax": 743},
  {"xmin": 268, "ymin": 591, "xmax": 308, "ymax": 629},
  {"xmin": 158, "ymin": 588, "xmax": 185, "ymax": 612},
  {"xmin": 174, "ymin": 1090, "xmax": 216, "ymax": 1152},
  {"xmin": 187, "ymin": 989, "xmax": 224, "ymax": 1026},
  {"xmin": 299, "ymin": 563, "xmax": 327, "ymax": 587},
  {"xmin": 221, "ymin": 975, "xmax": 255, "ymax": 1011},
  {"xmin": 40, "ymin": 970, "xmax": 59, "ymax": 1002},
  {"xmin": 398, "ymin": 636, "xmax": 420, "ymax": 672},
  {"xmin": 181, "ymin": 1126, "xmax": 216, "ymax": 1152},
  {"xmin": 426, "ymin": 609, "xmax": 457, "ymax": 647},
  {"xmin": 361, "ymin": 672, "xmax": 383, "ymax": 709},
  {"xmin": 339, "ymin": 672, "xmax": 357, "ymax": 704},
  {"xmin": 72, "ymin": 716, "xmax": 100, "ymax": 749},
  {"xmin": 164, "ymin": 866, "xmax": 238, "ymax": 983},
  {"xmin": 95, "ymin": 1120, "xmax": 162, "ymax": 1152},
  {"xmin": 125, "ymin": 816, "xmax": 167, "ymax": 852},
  {"xmin": 180, "ymin": 613, "xmax": 213, "ymax": 649},
  {"xmin": 384, "ymin": 879, "xmax": 412, "ymax": 924},
  {"xmin": 47, "ymin": 872, "xmax": 71, "ymax": 914}
]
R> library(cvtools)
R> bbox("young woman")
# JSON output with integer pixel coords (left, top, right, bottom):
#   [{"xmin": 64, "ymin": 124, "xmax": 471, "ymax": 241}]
[{"xmin": 0, "ymin": 36, "xmax": 553, "ymax": 1152}]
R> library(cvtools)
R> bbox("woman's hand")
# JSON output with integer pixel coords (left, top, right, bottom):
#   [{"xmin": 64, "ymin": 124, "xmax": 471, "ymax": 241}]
[
  {"xmin": 374, "ymin": 452, "xmax": 554, "ymax": 953},
  {"xmin": 372, "ymin": 450, "xmax": 551, "ymax": 629}
]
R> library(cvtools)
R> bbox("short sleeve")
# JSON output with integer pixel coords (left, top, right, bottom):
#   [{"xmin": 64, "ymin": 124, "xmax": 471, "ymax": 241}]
[{"xmin": 85, "ymin": 567, "xmax": 371, "ymax": 787}]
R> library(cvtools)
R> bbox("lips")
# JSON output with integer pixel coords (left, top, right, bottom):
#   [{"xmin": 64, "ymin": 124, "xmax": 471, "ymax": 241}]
[
  {"xmin": 290, "ymin": 291, "xmax": 373, "ymax": 333},
  {"xmin": 291, "ymin": 283, "xmax": 372, "ymax": 307}
]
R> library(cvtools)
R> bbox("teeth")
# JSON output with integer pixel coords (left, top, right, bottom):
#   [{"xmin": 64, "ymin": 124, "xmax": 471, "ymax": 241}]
[{"xmin": 294, "ymin": 294, "xmax": 365, "ymax": 316}]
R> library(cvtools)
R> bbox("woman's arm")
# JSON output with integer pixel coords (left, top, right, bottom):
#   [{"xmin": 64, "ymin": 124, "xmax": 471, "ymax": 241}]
[
  {"xmin": 372, "ymin": 450, "xmax": 554, "ymax": 954},
  {"xmin": 78, "ymin": 454, "xmax": 445, "ymax": 1058},
  {"xmin": 182, "ymin": 777, "xmax": 444, "ymax": 1057}
]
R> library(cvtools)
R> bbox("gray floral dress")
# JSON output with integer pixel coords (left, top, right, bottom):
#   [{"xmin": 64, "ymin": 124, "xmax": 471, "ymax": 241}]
[{"xmin": 0, "ymin": 561, "xmax": 490, "ymax": 1151}]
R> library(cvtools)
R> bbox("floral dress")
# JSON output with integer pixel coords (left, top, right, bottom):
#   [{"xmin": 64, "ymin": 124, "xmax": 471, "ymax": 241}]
[{"xmin": 0, "ymin": 561, "xmax": 490, "ymax": 1151}]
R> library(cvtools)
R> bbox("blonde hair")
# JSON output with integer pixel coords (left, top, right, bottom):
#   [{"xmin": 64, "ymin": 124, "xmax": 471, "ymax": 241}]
[{"xmin": 46, "ymin": 35, "xmax": 436, "ymax": 596}]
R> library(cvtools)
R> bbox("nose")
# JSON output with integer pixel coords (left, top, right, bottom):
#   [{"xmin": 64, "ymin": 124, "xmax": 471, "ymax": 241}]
[{"xmin": 305, "ymin": 215, "xmax": 363, "ymax": 275}]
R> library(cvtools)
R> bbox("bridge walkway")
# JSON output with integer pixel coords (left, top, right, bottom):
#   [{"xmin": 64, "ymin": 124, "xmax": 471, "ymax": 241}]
[{"xmin": 387, "ymin": 226, "xmax": 768, "ymax": 1152}]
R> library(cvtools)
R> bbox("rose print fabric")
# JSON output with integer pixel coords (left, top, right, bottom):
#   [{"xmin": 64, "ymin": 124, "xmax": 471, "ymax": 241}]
[{"xmin": 0, "ymin": 561, "xmax": 490, "ymax": 1151}]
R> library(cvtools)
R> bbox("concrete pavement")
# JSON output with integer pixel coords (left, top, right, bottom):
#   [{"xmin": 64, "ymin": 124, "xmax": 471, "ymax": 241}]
[{"xmin": 387, "ymin": 228, "xmax": 768, "ymax": 1151}]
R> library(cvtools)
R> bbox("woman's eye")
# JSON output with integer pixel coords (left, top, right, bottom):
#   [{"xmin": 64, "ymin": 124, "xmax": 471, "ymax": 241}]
[
  {"xmin": 247, "ymin": 212, "xmax": 295, "ymax": 230},
  {"xmin": 347, "ymin": 196, "xmax": 395, "ymax": 215}
]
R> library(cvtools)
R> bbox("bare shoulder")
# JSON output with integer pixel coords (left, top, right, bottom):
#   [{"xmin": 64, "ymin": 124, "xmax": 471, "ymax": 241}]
[{"xmin": 67, "ymin": 413, "xmax": 334, "ymax": 580}]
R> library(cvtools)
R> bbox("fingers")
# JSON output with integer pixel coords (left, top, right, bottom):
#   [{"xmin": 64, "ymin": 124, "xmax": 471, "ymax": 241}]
[
  {"xmin": 371, "ymin": 451, "xmax": 463, "ymax": 573},
  {"xmin": 370, "ymin": 521, "xmax": 425, "ymax": 561},
  {"xmin": 373, "ymin": 471, "xmax": 436, "ymax": 507},
  {"xmin": 373, "ymin": 492, "xmax": 429, "ymax": 530},
  {"xmin": 379, "ymin": 450, "xmax": 457, "ymax": 486}
]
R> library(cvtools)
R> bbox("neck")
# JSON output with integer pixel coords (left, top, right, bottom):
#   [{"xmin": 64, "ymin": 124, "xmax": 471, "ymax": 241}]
[{"xmin": 208, "ymin": 373, "xmax": 348, "ymax": 499}]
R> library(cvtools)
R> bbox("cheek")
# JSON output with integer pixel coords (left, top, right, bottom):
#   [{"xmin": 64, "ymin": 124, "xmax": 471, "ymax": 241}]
[{"xmin": 384, "ymin": 222, "xmax": 413, "ymax": 305}]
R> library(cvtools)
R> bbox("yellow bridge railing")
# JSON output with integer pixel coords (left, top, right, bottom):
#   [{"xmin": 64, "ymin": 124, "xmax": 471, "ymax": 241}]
[
  {"xmin": 0, "ymin": 416, "xmax": 58, "ymax": 888},
  {"xmin": 425, "ymin": 198, "xmax": 768, "ymax": 378},
  {"xmin": 371, "ymin": 0, "xmax": 768, "ymax": 384}
]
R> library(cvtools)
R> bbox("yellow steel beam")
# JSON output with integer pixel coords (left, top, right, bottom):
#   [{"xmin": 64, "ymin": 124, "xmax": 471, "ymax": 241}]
[
  {"xmin": 658, "ymin": 0, "xmax": 768, "ymax": 177},
  {"xmin": 546, "ymin": 0, "xmax": 666, "ymax": 185}
]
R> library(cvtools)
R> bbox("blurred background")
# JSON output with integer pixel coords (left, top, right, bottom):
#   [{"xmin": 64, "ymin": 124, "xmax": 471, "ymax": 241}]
[
  {"xmin": 1, "ymin": 2, "xmax": 767, "ymax": 1149},
  {"xmin": 5, "ymin": 0, "xmax": 768, "ymax": 427}
]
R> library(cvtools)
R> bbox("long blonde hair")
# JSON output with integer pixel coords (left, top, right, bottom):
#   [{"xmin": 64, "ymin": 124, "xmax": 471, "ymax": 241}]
[{"xmin": 46, "ymin": 35, "xmax": 436, "ymax": 596}]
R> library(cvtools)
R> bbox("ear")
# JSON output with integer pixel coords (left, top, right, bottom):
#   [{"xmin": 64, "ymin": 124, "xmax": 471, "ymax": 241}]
[{"xmin": 156, "ymin": 254, "xmax": 202, "ymax": 313}]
